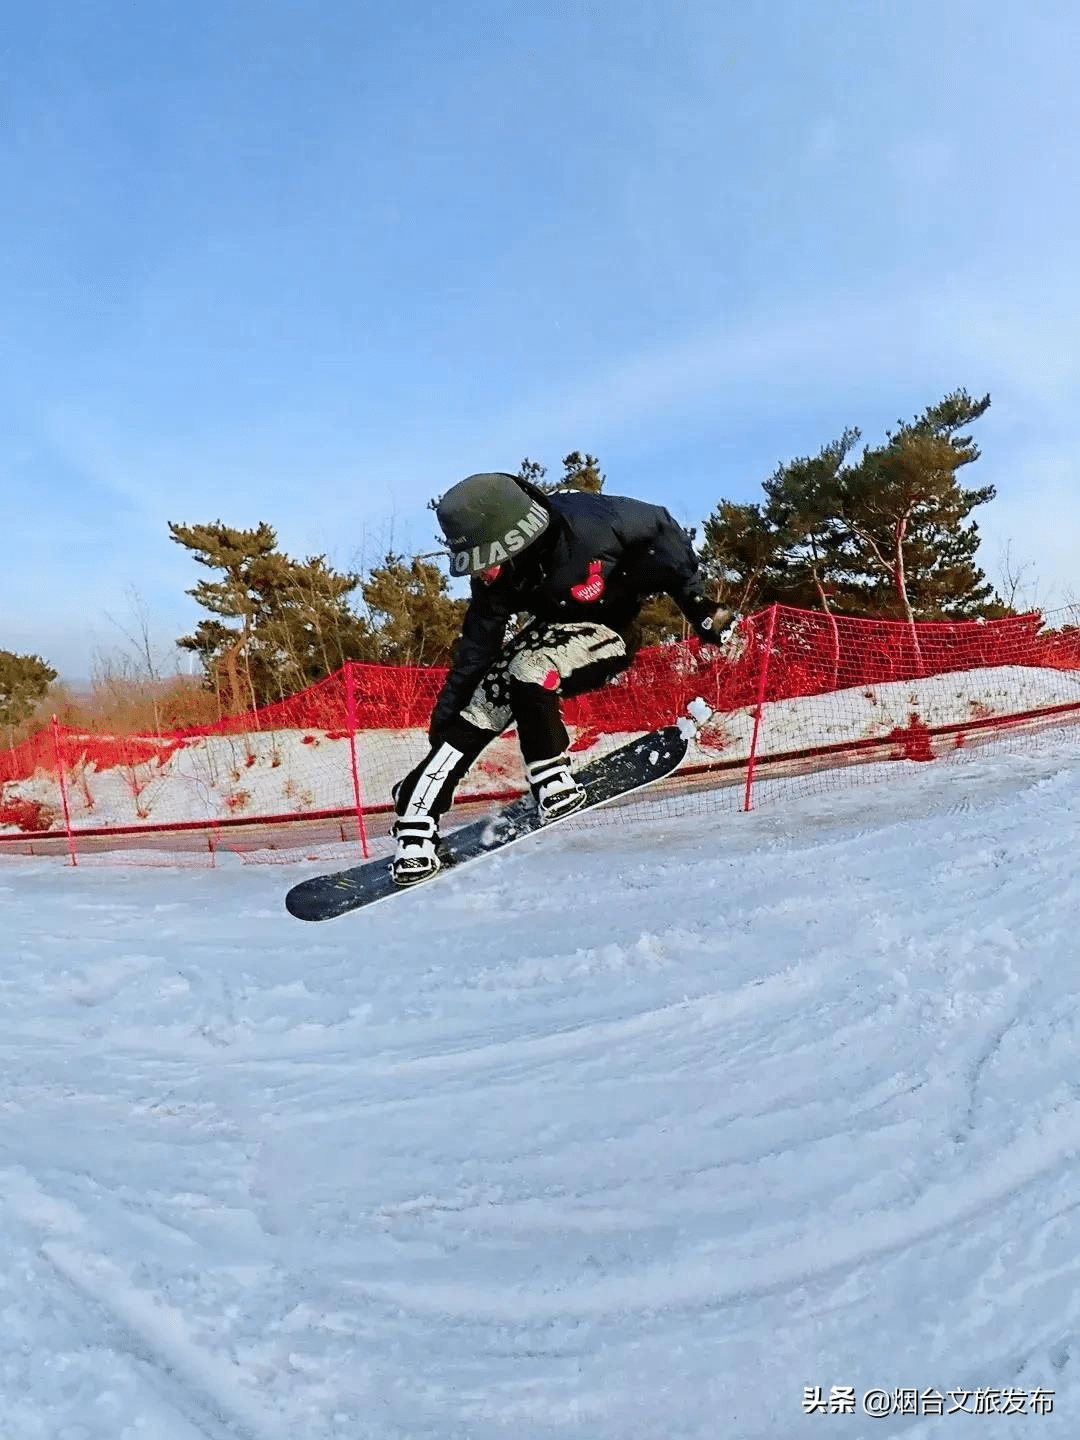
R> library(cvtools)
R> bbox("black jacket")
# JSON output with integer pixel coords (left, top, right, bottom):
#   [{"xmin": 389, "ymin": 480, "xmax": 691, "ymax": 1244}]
[{"xmin": 430, "ymin": 481, "xmax": 714, "ymax": 736}]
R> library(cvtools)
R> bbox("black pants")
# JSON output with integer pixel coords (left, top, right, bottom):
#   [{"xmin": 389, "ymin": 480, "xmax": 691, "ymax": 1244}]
[{"xmin": 394, "ymin": 620, "xmax": 630, "ymax": 822}]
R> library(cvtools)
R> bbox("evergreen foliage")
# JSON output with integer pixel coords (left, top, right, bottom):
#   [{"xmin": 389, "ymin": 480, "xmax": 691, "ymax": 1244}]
[
  {"xmin": 700, "ymin": 499, "xmax": 787, "ymax": 614},
  {"xmin": 834, "ymin": 391, "xmax": 1000, "ymax": 620},
  {"xmin": 169, "ymin": 521, "xmax": 372, "ymax": 708},
  {"xmin": 0, "ymin": 650, "xmax": 57, "ymax": 733},
  {"xmin": 702, "ymin": 390, "xmax": 1003, "ymax": 620},
  {"xmin": 169, "ymin": 395, "xmax": 1006, "ymax": 712},
  {"xmin": 359, "ymin": 553, "xmax": 467, "ymax": 667},
  {"xmin": 520, "ymin": 452, "xmax": 606, "ymax": 494}
]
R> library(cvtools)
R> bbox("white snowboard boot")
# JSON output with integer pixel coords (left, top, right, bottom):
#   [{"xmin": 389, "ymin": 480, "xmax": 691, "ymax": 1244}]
[
  {"xmin": 390, "ymin": 815, "xmax": 442, "ymax": 887},
  {"xmin": 526, "ymin": 754, "xmax": 587, "ymax": 822}
]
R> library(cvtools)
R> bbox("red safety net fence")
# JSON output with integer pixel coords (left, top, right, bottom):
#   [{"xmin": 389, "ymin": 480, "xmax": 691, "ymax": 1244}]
[{"xmin": 4, "ymin": 604, "xmax": 1080, "ymax": 867}]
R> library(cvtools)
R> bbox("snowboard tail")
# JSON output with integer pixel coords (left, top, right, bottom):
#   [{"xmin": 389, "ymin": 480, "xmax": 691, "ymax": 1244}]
[{"xmin": 285, "ymin": 725, "xmax": 689, "ymax": 922}]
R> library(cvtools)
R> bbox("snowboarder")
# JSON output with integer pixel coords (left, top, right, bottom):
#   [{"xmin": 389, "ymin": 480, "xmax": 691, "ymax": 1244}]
[{"xmin": 389, "ymin": 471, "xmax": 736, "ymax": 885}]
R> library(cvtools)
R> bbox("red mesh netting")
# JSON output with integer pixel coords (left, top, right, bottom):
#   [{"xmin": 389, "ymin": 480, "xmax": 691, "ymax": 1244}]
[{"xmin": 4, "ymin": 605, "xmax": 1080, "ymax": 862}]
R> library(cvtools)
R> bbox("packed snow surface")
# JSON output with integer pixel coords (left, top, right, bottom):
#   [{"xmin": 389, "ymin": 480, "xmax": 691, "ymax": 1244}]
[{"xmin": 5, "ymin": 730, "xmax": 1080, "ymax": 1436}]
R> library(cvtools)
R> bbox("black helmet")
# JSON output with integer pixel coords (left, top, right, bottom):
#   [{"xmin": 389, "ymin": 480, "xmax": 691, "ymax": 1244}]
[{"xmin": 435, "ymin": 472, "xmax": 550, "ymax": 576}]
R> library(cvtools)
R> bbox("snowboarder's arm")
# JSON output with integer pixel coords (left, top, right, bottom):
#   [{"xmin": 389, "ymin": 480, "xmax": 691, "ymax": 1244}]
[
  {"xmin": 429, "ymin": 583, "xmax": 512, "ymax": 740},
  {"xmin": 637, "ymin": 507, "xmax": 734, "ymax": 641}
]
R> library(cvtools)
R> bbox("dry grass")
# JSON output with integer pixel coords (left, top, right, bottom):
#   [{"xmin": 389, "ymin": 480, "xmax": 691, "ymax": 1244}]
[{"xmin": 5, "ymin": 672, "xmax": 227, "ymax": 751}]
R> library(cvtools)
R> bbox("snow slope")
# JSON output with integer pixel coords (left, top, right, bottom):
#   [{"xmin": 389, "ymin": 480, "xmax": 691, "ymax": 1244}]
[{"xmin": 4, "ymin": 729, "xmax": 1080, "ymax": 1436}]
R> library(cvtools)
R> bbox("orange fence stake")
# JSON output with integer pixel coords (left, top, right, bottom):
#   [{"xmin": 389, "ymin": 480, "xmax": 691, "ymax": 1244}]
[
  {"xmin": 51, "ymin": 715, "xmax": 78, "ymax": 866},
  {"xmin": 743, "ymin": 605, "xmax": 779, "ymax": 813},
  {"xmin": 346, "ymin": 663, "xmax": 370, "ymax": 858}
]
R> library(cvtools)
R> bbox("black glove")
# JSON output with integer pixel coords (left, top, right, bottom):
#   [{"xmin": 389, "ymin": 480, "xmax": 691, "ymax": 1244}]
[
  {"xmin": 694, "ymin": 605, "xmax": 735, "ymax": 642},
  {"xmin": 427, "ymin": 698, "xmax": 452, "ymax": 746}
]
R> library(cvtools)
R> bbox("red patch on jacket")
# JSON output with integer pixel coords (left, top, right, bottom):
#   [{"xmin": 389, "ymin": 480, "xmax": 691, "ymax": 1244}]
[{"xmin": 570, "ymin": 559, "xmax": 605, "ymax": 602}]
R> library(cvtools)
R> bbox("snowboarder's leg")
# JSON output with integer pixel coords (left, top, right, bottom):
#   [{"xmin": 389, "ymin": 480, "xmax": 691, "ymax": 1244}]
[
  {"xmin": 390, "ymin": 622, "xmax": 631, "ymax": 882},
  {"xmin": 390, "ymin": 718, "xmax": 501, "ymax": 886},
  {"xmin": 391, "ymin": 647, "xmax": 523, "ymax": 886},
  {"xmin": 501, "ymin": 622, "xmax": 630, "ymax": 822}
]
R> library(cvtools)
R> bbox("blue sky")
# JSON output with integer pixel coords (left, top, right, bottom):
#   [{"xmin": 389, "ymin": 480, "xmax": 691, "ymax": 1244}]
[{"xmin": 3, "ymin": 0, "xmax": 1080, "ymax": 681}]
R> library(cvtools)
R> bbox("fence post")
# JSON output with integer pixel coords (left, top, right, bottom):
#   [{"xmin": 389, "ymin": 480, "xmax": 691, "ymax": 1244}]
[
  {"xmin": 346, "ymin": 663, "xmax": 370, "ymax": 858},
  {"xmin": 826, "ymin": 608, "xmax": 841, "ymax": 692},
  {"xmin": 51, "ymin": 714, "xmax": 78, "ymax": 867},
  {"xmin": 743, "ymin": 605, "xmax": 779, "ymax": 813}
]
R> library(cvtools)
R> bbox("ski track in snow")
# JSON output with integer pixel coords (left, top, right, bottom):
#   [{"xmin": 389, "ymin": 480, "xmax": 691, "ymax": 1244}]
[{"xmin": 4, "ymin": 734, "xmax": 1080, "ymax": 1435}]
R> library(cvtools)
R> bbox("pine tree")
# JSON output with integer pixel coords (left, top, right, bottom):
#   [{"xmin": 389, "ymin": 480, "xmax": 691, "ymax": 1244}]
[
  {"xmin": 757, "ymin": 429, "xmax": 863, "ymax": 612},
  {"xmin": 0, "ymin": 650, "xmax": 57, "ymax": 740},
  {"xmin": 360, "ymin": 553, "xmax": 467, "ymax": 667},
  {"xmin": 559, "ymin": 451, "xmax": 605, "ymax": 493},
  {"xmin": 517, "ymin": 458, "xmax": 549, "ymax": 490},
  {"xmin": 520, "ymin": 452, "xmax": 606, "ymax": 494},
  {"xmin": 834, "ymin": 391, "xmax": 999, "ymax": 620},
  {"xmin": 700, "ymin": 390, "xmax": 1002, "ymax": 621},
  {"xmin": 169, "ymin": 521, "xmax": 372, "ymax": 708},
  {"xmin": 252, "ymin": 551, "xmax": 374, "ymax": 694},
  {"xmin": 699, "ymin": 500, "xmax": 786, "ymax": 613}
]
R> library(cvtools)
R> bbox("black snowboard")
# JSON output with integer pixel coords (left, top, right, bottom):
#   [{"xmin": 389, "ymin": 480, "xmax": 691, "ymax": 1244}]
[{"xmin": 285, "ymin": 725, "xmax": 688, "ymax": 922}]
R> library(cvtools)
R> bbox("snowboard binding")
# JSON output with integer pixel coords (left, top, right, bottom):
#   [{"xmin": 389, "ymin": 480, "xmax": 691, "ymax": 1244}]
[{"xmin": 390, "ymin": 816, "xmax": 443, "ymax": 887}]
